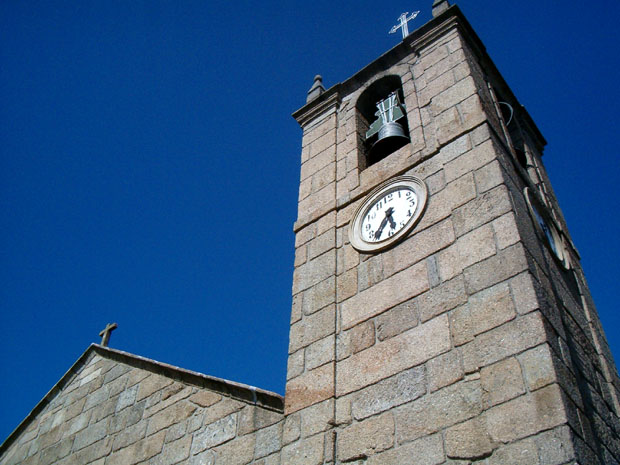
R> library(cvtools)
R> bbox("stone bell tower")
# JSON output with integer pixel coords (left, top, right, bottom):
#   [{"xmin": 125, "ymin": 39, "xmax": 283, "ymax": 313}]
[{"xmin": 283, "ymin": 2, "xmax": 620, "ymax": 464}]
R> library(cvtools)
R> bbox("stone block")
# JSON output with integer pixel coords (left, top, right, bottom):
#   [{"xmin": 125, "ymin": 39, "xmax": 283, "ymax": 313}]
[
  {"xmin": 73, "ymin": 418, "xmax": 109, "ymax": 451},
  {"xmin": 146, "ymin": 401, "xmax": 196, "ymax": 436},
  {"xmin": 136, "ymin": 374, "xmax": 173, "ymax": 402},
  {"xmin": 337, "ymin": 412, "xmax": 394, "ymax": 462},
  {"xmin": 312, "ymin": 162, "xmax": 336, "ymax": 194},
  {"xmin": 191, "ymin": 414, "xmax": 237, "ymax": 454},
  {"xmin": 64, "ymin": 437, "xmax": 113, "ymax": 465},
  {"xmin": 480, "ymin": 357, "xmax": 525, "ymax": 408},
  {"xmin": 366, "ymin": 433, "xmax": 444, "ymax": 465},
  {"xmin": 288, "ymin": 304, "xmax": 335, "ymax": 353},
  {"xmin": 292, "ymin": 249, "xmax": 336, "ymax": 294},
  {"xmin": 485, "ymin": 384, "xmax": 568, "ymax": 444},
  {"xmin": 341, "ymin": 261, "xmax": 429, "ymax": 330},
  {"xmin": 283, "ymin": 412, "xmax": 300, "ymax": 445},
  {"xmin": 107, "ymin": 430, "xmax": 165, "ymax": 465},
  {"xmin": 337, "ymin": 315, "xmax": 450, "ymax": 396},
  {"xmin": 518, "ymin": 344, "xmax": 557, "ymax": 391},
  {"xmin": 297, "ymin": 183, "xmax": 336, "ymax": 228},
  {"xmin": 475, "ymin": 160, "xmax": 504, "ymax": 194},
  {"xmin": 281, "ymin": 433, "xmax": 324, "ymax": 465},
  {"xmin": 336, "ymin": 268, "xmax": 357, "ymax": 302},
  {"xmin": 151, "ymin": 435, "xmax": 192, "ymax": 465},
  {"xmin": 450, "ymin": 281, "xmax": 516, "ymax": 346},
  {"xmin": 464, "ymin": 243, "xmax": 528, "ymax": 295},
  {"xmin": 445, "ymin": 417, "xmax": 494, "ymax": 460},
  {"xmin": 487, "ymin": 437, "xmax": 539, "ymax": 465},
  {"xmin": 300, "ymin": 399, "xmax": 333, "ymax": 437},
  {"xmin": 462, "ymin": 311, "xmax": 547, "ymax": 372},
  {"xmin": 255, "ymin": 422, "xmax": 282, "ymax": 459},
  {"xmin": 201, "ymin": 399, "xmax": 244, "ymax": 427},
  {"xmin": 418, "ymin": 275, "xmax": 467, "ymax": 322},
  {"xmin": 431, "ymin": 76, "xmax": 477, "ymax": 115},
  {"xmin": 420, "ymin": 69, "xmax": 456, "ymax": 107},
  {"xmin": 356, "ymin": 254, "xmax": 383, "ymax": 292},
  {"xmin": 534, "ymin": 425, "xmax": 575, "ymax": 465},
  {"xmin": 381, "ymin": 218, "xmax": 455, "ymax": 278},
  {"xmin": 453, "ymin": 185, "xmax": 513, "ymax": 239},
  {"xmin": 395, "ymin": 380, "xmax": 482, "ymax": 443},
  {"xmin": 307, "ymin": 230, "xmax": 335, "ymax": 261},
  {"xmin": 115, "ymin": 384, "xmax": 138, "ymax": 412},
  {"xmin": 286, "ymin": 349, "xmax": 304, "ymax": 380},
  {"xmin": 376, "ymin": 299, "xmax": 418, "ymax": 341},
  {"xmin": 351, "ymin": 366, "xmax": 426, "ymax": 420},
  {"xmin": 112, "ymin": 419, "xmax": 147, "ymax": 451},
  {"xmin": 510, "ymin": 272, "xmax": 539, "ymax": 315},
  {"xmin": 188, "ymin": 391, "xmax": 222, "ymax": 408},
  {"xmin": 428, "ymin": 350, "xmax": 464, "ymax": 392},
  {"xmin": 285, "ymin": 363, "xmax": 334, "ymax": 414},
  {"xmin": 492, "ymin": 212, "xmax": 520, "ymax": 250},
  {"xmin": 305, "ymin": 335, "xmax": 334, "ymax": 371}
]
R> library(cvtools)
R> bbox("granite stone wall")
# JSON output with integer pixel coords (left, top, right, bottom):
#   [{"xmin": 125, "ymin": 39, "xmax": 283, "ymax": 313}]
[{"xmin": 0, "ymin": 347, "xmax": 284, "ymax": 465}]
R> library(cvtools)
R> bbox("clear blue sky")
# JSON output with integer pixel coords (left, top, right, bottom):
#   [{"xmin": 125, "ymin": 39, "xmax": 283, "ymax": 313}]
[{"xmin": 1, "ymin": 0, "xmax": 619, "ymax": 441}]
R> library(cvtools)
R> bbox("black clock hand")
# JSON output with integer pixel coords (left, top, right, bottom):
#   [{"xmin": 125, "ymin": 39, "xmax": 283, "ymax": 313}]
[
  {"xmin": 374, "ymin": 215, "xmax": 389, "ymax": 239},
  {"xmin": 386, "ymin": 207, "xmax": 396, "ymax": 229}
]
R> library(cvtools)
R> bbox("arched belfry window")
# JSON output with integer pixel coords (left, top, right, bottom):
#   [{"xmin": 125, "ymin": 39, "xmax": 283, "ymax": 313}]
[{"xmin": 357, "ymin": 76, "xmax": 410, "ymax": 168}]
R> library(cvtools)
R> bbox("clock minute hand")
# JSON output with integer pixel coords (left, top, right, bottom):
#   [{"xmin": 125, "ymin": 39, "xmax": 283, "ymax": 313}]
[{"xmin": 374, "ymin": 215, "xmax": 389, "ymax": 240}]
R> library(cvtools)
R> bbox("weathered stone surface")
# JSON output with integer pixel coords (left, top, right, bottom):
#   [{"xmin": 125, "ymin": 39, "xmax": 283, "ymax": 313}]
[
  {"xmin": 418, "ymin": 275, "xmax": 467, "ymax": 322},
  {"xmin": 282, "ymin": 412, "xmax": 300, "ymax": 446},
  {"xmin": 395, "ymin": 380, "xmax": 482, "ymax": 443},
  {"xmin": 462, "ymin": 311, "xmax": 547, "ymax": 372},
  {"xmin": 151, "ymin": 435, "xmax": 191, "ymax": 465},
  {"xmin": 254, "ymin": 422, "xmax": 282, "ymax": 459},
  {"xmin": 305, "ymin": 335, "xmax": 334, "ymax": 371},
  {"xmin": 302, "ymin": 277, "xmax": 335, "ymax": 315},
  {"xmin": 428, "ymin": 350, "xmax": 463, "ymax": 392},
  {"xmin": 366, "ymin": 433, "xmax": 444, "ymax": 465},
  {"xmin": 485, "ymin": 384, "xmax": 567, "ymax": 443},
  {"xmin": 351, "ymin": 366, "xmax": 426, "ymax": 420},
  {"xmin": 452, "ymin": 185, "xmax": 513, "ymax": 237},
  {"xmin": 450, "ymin": 281, "xmax": 516, "ymax": 346},
  {"xmin": 188, "ymin": 390, "xmax": 222, "ymax": 408},
  {"xmin": 214, "ymin": 434, "xmax": 255, "ymax": 465},
  {"xmin": 518, "ymin": 344, "xmax": 558, "ymax": 392},
  {"xmin": 191, "ymin": 414, "xmax": 237, "ymax": 454},
  {"xmin": 463, "ymin": 243, "xmax": 528, "ymax": 295},
  {"xmin": 487, "ymin": 437, "xmax": 539, "ymax": 465},
  {"xmin": 285, "ymin": 363, "xmax": 334, "ymax": 414},
  {"xmin": 300, "ymin": 399, "xmax": 333, "ymax": 437},
  {"xmin": 375, "ymin": 299, "xmax": 417, "ymax": 341},
  {"xmin": 292, "ymin": 249, "xmax": 336, "ymax": 294},
  {"xmin": 107, "ymin": 430, "xmax": 165, "ymax": 465},
  {"xmin": 136, "ymin": 374, "xmax": 173, "ymax": 402},
  {"xmin": 492, "ymin": 212, "xmax": 520, "ymax": 250},
  {"xmin": 341, "ymin": 262, "xmax": 429, "ymax": 330},
  {"xmin": 281, "ymin": 434, "xmax": 324, "ymax": 465},
  {"xmin": 480, "ymin": 357, "xmax": 525, "ymax": 407},
  {"xmin": 147, "ymin": 401, "xmax": 196, "ymax": 436},
  {"xmin": 534, "ymin": 425, "xmax": 575, "ymax": 465},
  {"xmin": 337, "ymin": 315, "xmax": 450, "ymax": 396},
  {"xmin": 337, "ymin": 412, "xmax": 394, "ymax": 461},
  {"xmin": 445, "ymin": 417, "xmax": 494, "ymax": 459},
  {"xmin": 289, "ymin": 305, "xmax": 335, "ymax": 353}
]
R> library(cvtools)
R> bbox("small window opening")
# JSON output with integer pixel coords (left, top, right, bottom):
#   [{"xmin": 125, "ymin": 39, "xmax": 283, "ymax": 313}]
[{"xmin": 357, "ymin": 76, "xmax": 410, "ymax": 168}]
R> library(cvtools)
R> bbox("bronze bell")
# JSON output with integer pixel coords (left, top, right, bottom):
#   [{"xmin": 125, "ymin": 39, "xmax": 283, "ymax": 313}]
[
  {"xmin": 369, "ymin": 121, "xmax": 409, "ymax": 158},
  {"xmin": 366, "ymin": 92, "xmax": 410, "ymax": 160}
]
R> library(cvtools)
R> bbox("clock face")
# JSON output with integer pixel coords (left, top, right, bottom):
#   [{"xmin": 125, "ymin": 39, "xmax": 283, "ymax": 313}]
[
  {"xmin": 360, "ymin": 186, "xmax": 418, "ymax": 242},
  {"xmin": 349, "ymin": 176, "xmax": 427, "ymax": 253}
]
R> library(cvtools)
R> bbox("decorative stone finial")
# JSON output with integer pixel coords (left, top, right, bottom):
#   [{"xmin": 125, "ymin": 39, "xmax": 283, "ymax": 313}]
[
  {"xmin": 306, "ymin": 75, "xmax": 325, "ymax": 103},
  {"xmin": 432, "ymin": 0, "xmax": 450, "ymax": 17},
  {"xmin": 99, "ymin": 322, "xmax": 118, "ymax": 347}
]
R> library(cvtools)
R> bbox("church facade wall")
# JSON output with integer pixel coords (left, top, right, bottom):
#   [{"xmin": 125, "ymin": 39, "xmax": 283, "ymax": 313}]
[{"xmin": 0, "ymin": 349, "xmax": 284, "ymax": 465}]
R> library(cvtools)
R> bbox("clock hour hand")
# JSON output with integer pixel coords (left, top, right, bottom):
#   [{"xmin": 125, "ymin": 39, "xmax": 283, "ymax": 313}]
[
  {"xmin": 386, "ymin": 207, "xmax": 396, "ymax": 229},
  {"xmin": 374, "ymin": 207, "xmax": 395, "ymax": 239}
]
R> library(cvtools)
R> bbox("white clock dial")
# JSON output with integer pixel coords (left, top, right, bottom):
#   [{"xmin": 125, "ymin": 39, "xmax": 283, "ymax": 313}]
[
  {"xmin": 349, "ymin": 176, "xmax": 428, "ymax": 253},
  {"xmin": 360, "ymin": 187, "xmax": 418, "ymax": 242}
]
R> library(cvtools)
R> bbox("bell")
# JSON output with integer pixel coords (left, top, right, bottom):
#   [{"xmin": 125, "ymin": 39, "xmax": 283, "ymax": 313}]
[{"xmin": 368, "ymin": 121, "xmax": 409, "ymax": 159}]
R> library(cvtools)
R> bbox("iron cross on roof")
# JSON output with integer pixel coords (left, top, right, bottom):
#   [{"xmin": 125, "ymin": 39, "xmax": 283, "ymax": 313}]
[{"xmin": 389, "ymin": 11, "xmax": 420, "ymax": 39}]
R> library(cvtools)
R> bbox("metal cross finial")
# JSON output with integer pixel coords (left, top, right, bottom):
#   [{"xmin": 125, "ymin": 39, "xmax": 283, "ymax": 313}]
[
  {"xmin": 389, "ymin": 11, "xmax": 420, "ymax": 39},
  {"xmin": 99, "ymin": 322, "xmax": 118, "ymax": 347}
]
